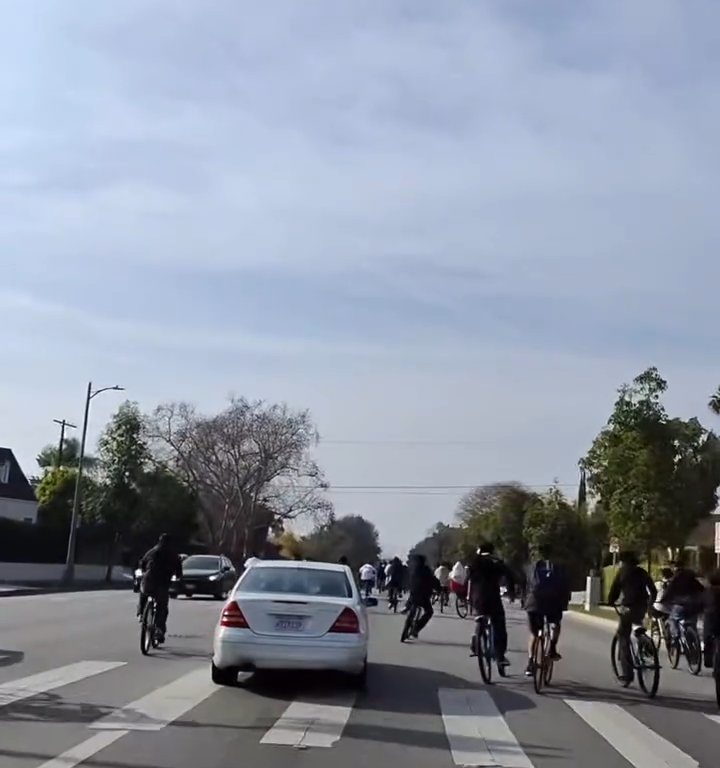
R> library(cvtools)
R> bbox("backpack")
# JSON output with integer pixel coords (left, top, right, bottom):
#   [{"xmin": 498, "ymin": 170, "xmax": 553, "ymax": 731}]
[{"xmin": 531, "ymin": 560, "xmax": 561, "ymax": 600}]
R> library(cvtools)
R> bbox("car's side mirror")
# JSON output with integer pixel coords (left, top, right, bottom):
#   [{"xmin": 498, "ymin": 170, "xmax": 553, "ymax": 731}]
[
  {"xmin": 363, "ymin": 596, "xmax": 378, "ymax": 607},
  {"xmin": 222, "ymin": 565, "xmax": 231, "ymax": 572}
]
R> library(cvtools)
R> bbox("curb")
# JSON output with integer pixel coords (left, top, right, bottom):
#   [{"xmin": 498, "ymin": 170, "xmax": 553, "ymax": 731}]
[{"xmin": 0, "ymin": 583, "xmax": 132, "ymax": 598}]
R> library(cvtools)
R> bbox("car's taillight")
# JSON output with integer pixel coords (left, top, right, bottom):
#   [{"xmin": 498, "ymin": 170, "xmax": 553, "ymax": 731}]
[
  {"xmin": 329, "ymin": 607, "xmax": 360, "ymax": 634},
  {"xmin": 220, "ymin": 601, "xmax": 248, "ymax": 629}
]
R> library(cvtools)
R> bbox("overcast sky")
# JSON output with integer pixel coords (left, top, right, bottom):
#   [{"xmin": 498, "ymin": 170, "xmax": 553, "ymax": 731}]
[{"xmin": 2, "ymin": 1, "xmax": 719, "ymax": 556}]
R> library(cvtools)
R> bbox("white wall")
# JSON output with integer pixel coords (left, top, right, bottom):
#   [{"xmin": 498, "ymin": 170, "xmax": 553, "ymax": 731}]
[
  {"xmin": 0, "ymin": 498, "xmax": 38, "ymax": 523},
  {"xmin": 0, "ymin": 562, "xmax": 131, "ymax": 583}
]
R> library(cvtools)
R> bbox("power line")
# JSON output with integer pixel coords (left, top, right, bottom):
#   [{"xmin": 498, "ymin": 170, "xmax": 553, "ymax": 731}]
[{"xmin": 319, "ymin": 439, "xmax": 496, "ymax": 446}]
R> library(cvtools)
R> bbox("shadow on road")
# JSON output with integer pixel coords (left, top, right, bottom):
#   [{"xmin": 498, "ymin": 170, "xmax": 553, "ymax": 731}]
[{"xmin": 0, "ymin": 649, "xmax": 24, "ymax": 668}]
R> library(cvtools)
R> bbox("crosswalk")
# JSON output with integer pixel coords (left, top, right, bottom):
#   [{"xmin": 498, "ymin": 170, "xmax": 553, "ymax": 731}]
[{"xmin": 0, "ymin": 660, "xmax": 718, "ymax": 768}]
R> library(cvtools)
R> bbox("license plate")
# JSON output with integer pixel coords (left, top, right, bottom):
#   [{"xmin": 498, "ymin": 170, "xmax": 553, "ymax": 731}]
[{"xmin": 274, "ymin": 617, "xmax": 304, "ymax": 632}]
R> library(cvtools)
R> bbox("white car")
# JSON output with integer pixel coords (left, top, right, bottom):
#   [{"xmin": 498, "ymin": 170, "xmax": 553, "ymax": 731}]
[{"xmin": 212, "ymin": 560, "xmax": 371, "ymax": 688}]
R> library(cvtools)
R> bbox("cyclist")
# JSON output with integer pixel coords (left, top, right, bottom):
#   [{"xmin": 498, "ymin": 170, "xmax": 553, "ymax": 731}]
[
  {"xmin": 359, "ymin": 562, "xmax": 376, "ymax": 597},
  {"xmin": 607, "ymin": 551, "xmax": 657, "ymax": 683},
  {"xmin": 434, "ymin": 561, "xmax": 451, "ymax": 606},
  {"xmin": 663, "ymin": 557, "xmax": 705, "ymax": 643},
  {"xmin": 523, "ymin": 546, "xmax": 570, "ymax": 676},
  {"xmin": 468, "ymin": 542, "xmax": 515, "ymax": 668},
  {"xmin": 405, "ymin": 553, "xmax": 441, "ymax": 638},
  {"xmin": 703, "ymin": 569, "xmax": 720, "ymax": 668},
  {"xmin": 386, "ymin": 556, "xmax": 404, "ymax": 608},
  {"xmin": 137, "ymin": 533, "xmax": 183, "ymax": 644}
]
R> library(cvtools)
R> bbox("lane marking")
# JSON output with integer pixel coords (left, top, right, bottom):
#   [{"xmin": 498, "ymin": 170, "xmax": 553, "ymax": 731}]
[
  {"xmin": 565, "ymin": 700, "xmax": 698, "ymax": 768},
  {"xmin": 438, "ymin": 688, "xmax": 533, "ymax": 767},
  {"xmin": 706, "ymin": 715, "xmax": 720, "ymax": 725},
  {"xmin": 0, "ymin": 661, "xmax": 126, "ymax": 709},
  {"xmin": 90, "ymin": 666, "xmax": 217, "ymax": 731},
  {"xmin": 261, "ymin": 693, "xmax": 356, "ymax": 748},
  {"xmin": 37, "ymin": 730, "xmax": 128, "ymax": 768}
]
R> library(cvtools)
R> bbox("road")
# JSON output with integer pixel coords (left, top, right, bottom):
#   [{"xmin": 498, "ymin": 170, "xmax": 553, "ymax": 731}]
[{"xmin": 0, "ymin": 591, "xmax": 718, "ymax": 768}]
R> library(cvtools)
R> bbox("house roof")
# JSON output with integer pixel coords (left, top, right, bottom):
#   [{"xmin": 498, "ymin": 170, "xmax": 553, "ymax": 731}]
[{"xmin": 0, "ymin": 448, "xmax": 37, "ymax": 502}]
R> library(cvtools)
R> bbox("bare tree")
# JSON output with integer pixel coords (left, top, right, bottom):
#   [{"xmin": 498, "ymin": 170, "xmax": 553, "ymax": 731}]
[{"xmin": 144, "ymin": 398, "xmax": 332, "ymax": 557}]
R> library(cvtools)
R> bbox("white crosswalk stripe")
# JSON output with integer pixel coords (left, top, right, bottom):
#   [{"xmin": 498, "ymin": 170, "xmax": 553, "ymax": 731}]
[
  {"xmin": 36, "ymin": 730, "xmax": 128, "ymax": 768},
  {"xmin": 565, "ymin": 699, "xmax": 698, "ymax": 768},
  {"xmin": 0, "ymin": 660, "xmax": 126, "ymax": 709},
  {"xmin": 438, "ymin": 688, "xmax": 533, "ymax": 767},
  {"xmin": 260, "ymin": 692, "xmax": 357, "ymax": 748}
]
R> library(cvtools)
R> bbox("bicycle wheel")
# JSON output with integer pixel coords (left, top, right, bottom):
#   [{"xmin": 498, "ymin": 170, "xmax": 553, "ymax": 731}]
[
  {"xmin": 532, "ymin": 635, "xmax": 545, "ymax": 694},
  {"xmin": 684, "ymin": 625, "xmax": 702, "ymax": 676},
  {"xmin": 477, "ymin": 624, "xmax": 493, "ymax": 684},
  {"xmin": 401, "ymin": 608, "xmax": 415, "ymax": 642},
  {"xmin": 610, "ymin": 634, "xmax": 632, "ymax": 687},
  {"xmin": 456, "ymin": 595, "xmax": 468, "ymax": 619},
  {"xmin": 636, "ymin": 634, "xmax": 660, "ymax": 698},
  {"xmin": 668, "ymin": 636, "xmax": 681, "ymax": 669},
  {"xmin": 713, "ymin": 643, "xmax": 720, "ymax": 710},
  {"xmin": 649, "ymin": 618, "xmax": 662, "ymax": 650},
  {"xmin": 140, "ymin": 601, "xmax": 155, "ymax": 656},
  {"xmin": 543, "ymin": 632, "xmax": 554, "ymax": 686}
]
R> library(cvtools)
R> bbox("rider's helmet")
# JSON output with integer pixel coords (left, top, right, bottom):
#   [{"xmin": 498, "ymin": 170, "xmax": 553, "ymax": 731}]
[{"xmin": 478, "ymin": 541, "xmax": 495, "ymax": 555}]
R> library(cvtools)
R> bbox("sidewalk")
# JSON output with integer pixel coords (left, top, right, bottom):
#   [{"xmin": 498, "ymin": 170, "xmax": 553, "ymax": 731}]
[
  {"xmin": 567, "ymin": 604, "xmax": 616, "ymax": 629},
  {"xmin": 0, "ymin": 581, "xmax": 132, "ymax": 597}
]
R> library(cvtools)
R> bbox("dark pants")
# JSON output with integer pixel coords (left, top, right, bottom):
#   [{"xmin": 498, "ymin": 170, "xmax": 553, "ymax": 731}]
[
  {"xmin": 616, "ymin": 604, "xmax": 646, "ymax": 679},
  {"xmin": 476, "ymin": 601, "xmax": 508, "ymax": 657},
  {"xmin": 412, "ymin": 595, "xmax": 434, "ymax": 634},
  {"xmin": 703, "ymin": 609, "xmax": 719, "ymax": 667},
  {"xmin": 138, "ymin": 585, "xmax": 170, "ymax": 634}
]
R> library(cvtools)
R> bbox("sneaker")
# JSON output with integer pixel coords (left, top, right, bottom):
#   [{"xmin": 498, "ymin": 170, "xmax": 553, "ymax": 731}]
[
  {"xmin": 549, "ymin": 651, "xmax": 562, "ymax": 661},
  {"xmin": 497, "ymin": 656, "xmax": 510, "ymax": 667},
  {"xmin": 524, "ymin": 661, "xmax": 534, "ymax": 677}
]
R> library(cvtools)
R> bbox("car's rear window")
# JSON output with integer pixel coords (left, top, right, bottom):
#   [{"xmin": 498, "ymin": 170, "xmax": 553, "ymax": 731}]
[
  {"xmin": 238, "ymin": 567, "xmax": 353, "ymax": 598},
  {"xmin": 183, "ymin": 556, "xmax": 220, "ymax": 570}
]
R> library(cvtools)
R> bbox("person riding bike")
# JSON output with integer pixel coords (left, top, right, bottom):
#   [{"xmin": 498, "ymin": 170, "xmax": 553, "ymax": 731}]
[
  {"xmin": 651, "ymin": 566, "xmax": 673, "ymax": 620},
  {"xmin": 703, "ymin": 569, "xmax": 720, "ymax": 668},
  {"xmin": 663, "ymin": 557, "xmax": 705, "ymax": 642},
  {"xmin": 523, "ymin": 546, "xmax": 570, "ymax": 676},
  {"xmin": 404, "ymin": 553, "xmax": 440, "ymax": 638},
  {"xmin": 386, "ymin": 556, "xmax": 404, "ymax": 608},
  {"xmin": 434, "ymin": 562, "xmax": 451, "ymax": 605},
  {"xmin": 607, "ymin": 551, "xmax": 657, "ymax": 683},
  {"xmin": 467, "ymin": 542, "xmax": 515, "ymax": 668},
  {"xmin": 137, "ymin": 533, "xmax": 183, "ymax": 644}
]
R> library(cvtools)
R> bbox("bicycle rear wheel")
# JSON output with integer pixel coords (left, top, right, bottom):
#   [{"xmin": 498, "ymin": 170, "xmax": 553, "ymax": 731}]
[
  {"xmin": 668, "ymin": 636, "xmax": 681, "ymax": 669},
  {"xmin": 532, "ymin": 635, "xmax": 545, "ymax": 694},
  {"xmin": 610, "ymin": 634, "xmax": 632, "ymax": 687},
  {"xmin": 477, "ymin": 625, "xmax": 493, "ymax": 684},
  {"xmin": 543, "ymin": 632, "xmax": 554, "ymax": 686},
  {"xmin": 685, "ymin": 625, "xmax": 702, "ymax": 675},
  {"xmin": 140, "ymin": 601, "xmax": 155, "ymax": 656},
  {"xmin": 456, "ymin": 595, "xmax": 468, "ymax": 619},
  {"xmin": 636, "ymin": 634, "xmax": 660, "ymax": 698}
]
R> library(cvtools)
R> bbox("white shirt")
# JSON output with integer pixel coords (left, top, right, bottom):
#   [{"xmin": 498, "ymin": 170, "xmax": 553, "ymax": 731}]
[
  {"xmin": 435, "ymin": 565, "xmax": 450, "ymax": 587},
  {"xmin": 450, "ymin": 562, "xmax": 466, "ymax": 583},
  {"xmin": 359, "ymin": 564, "xmax": 376, "ymax": 581}
]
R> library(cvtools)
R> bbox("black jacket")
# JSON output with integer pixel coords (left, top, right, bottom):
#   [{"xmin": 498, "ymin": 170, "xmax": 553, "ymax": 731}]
[
  {"xmin": 608, "ymin": 564, "xmax": 656, "ymax": 608},
  {"xmin": 523, "ymin": 560, "xmax": 571, "ymax": 614},
  {"xmin": 467, "ymin": 554, "xmax": 515, "ymax": 613},
  {"xmin": 140, "ymin": 543, "xmax": 183, "ymax": 591},
  {"xmin": 409, "ymin": 562, "xmax": 440, "ymax": 600},
  {"xmin": 663, "ymin": 568, "xmax": 704, "ymax": 606}
]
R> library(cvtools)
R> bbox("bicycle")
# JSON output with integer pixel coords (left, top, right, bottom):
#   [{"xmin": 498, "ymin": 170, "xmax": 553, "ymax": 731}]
[
  {"xmin": 140, "ymin": 595, "xmax": 161, "ymax": 655},
  {"xmin": 432, "ymin": 587, "xmax": 450, "ymax": 613},
  {"xmin": 455, "ymin": 592, "xmax": 469, "ymax": 619},
  {"xmin": 667, "ymin": 616, "xmax": 702, "ymax": 676},
  {"xmin": 531, "ymin": 615, "xmax": 555, "ymax": 694},
  {"xmin": 712, "ymin": 636, "xmax": 720, "ymax": 709},
  {"xmin": 401, "ymin": 603, "xmax": 422, "ymax": 643},
  {"xmin": 648, "ymin": 610, "xmax": 671, "ymax": 653},
  {"xmin": 473, "ymin": 615, "xmax": 506, "ymax": 684},
  {"xmin": 610, "ymin": 606, "xmax": 660, "ymax": 698}
]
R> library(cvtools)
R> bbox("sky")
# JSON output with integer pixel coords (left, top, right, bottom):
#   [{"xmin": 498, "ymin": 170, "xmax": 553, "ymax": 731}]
[{"xmin": 2, "ymin": 0, "xmax": 720, "ymax": 556}]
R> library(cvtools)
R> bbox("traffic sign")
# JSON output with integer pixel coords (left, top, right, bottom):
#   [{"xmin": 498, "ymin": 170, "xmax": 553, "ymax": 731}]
[
  {"xmin": 715, "ymin": 522, "xmax": 720, "ymax": 554},
  {"xmin": 609, "ymin": 537, "xmax": 620, "ymax": 554}
]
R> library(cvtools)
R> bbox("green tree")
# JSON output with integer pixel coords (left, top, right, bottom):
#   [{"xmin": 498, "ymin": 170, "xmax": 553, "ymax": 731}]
[
  {"xmin": 410, "ymin": 522, "xmax": 463, "ymax": 565},
  {"xmin": 583, "ymin": 368, "xmax": 720, "ymax": 556},
  {"xmin": 523, "ymin": 485, "xmax": 590, "ymax": 583},
  {"xmin": 709, "ymin": 386, "xmax": 720, "ymax": 416},
  {"xmin": 302, "ymin": 515, "xmax": 380, "ymax": 569},
  {"xmin": 36, "ymin": 437, "xmax": 98, "ymax": 472},
  {"xmin": 134, "ymin": 468, "xmax": 198, "ymax": 545},
  {"xmin": 94, "ymin": 402, "xmax": 150, "ymax": 580},
  {"xmin": 456, "ymin": 483, "xmax": 538, "ymax": 571},
  {"xmin": 35, "ymin": 467, "xmax": 99, "ymax": 530}
]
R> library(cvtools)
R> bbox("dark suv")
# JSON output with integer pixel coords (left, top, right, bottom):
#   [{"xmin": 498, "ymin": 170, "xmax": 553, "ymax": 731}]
[{"xmin": 170, "ymin": 554, "xmax": 237, "ymax": 600}]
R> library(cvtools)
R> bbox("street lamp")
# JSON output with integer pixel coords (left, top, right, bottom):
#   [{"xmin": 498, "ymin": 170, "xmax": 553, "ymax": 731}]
[{"xmin": 61, "ymin": 381, "xmax": 124, "ymax": 585}]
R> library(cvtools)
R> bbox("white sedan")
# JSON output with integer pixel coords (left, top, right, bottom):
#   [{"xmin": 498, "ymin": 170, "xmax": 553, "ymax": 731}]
[{"xmin": 212, "ymin": 560, "xmax": 372, "ymax": 688}]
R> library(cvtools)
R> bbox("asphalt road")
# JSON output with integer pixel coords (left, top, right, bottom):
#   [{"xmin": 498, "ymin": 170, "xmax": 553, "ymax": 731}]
[{"xmin": 0, "ymin": 590, "xmax": 718, "ymax": 768}]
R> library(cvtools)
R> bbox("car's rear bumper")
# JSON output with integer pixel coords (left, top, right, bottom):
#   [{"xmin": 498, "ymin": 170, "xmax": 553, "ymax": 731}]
[
  {"xmin": 170, "ymin": 582, "xmax": 221, "ymax": 596},
  {"xmin": 213, "ymin": 629, "xmax": 367, "ymax": 673}
]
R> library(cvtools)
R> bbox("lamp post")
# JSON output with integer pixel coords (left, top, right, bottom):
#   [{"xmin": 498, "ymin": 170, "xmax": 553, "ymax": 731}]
[{"xmin": 61, "ymin": 381, "xmax": 124, "ymax": 585}]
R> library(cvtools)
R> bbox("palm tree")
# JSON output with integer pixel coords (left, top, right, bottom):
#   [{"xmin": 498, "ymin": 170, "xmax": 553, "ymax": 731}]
[
  {"xmin": 36, "ymin": 437, "xmax": 98, "ymax": 472},
  {"xmin": 709, "ymin": 387, "xmax": 720, "ymax": 416}
]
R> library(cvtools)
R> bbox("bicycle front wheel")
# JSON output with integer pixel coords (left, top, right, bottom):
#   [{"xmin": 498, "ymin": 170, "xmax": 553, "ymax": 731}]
[
  {"xmin": 685, "ymin": 626, "xmax": 702, "ymax": 676},
  {"xmin": 636, "ymin": 635, "xmax": 660, "ymax": 698},
  {"xmin": 140, "ymin": 602, "xmax": 155, "ymax": 656},
  {"xmin": 649, "ymin": 618, "xmax": 662, "ymax": 650},
  {"xmin": 532, "ymin": 636, "xmax": 545, "ymax": 694},
  {"xmin": 478, "ymin": 627, "xmax": 493, "ymax": 684},
  {"xmin": 610, "ymin": 634, "xmax": 632, "ymax": 687}
]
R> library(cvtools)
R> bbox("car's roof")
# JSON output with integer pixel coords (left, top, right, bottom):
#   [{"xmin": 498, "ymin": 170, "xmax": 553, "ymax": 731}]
[{"xmin": 250, "ymin": 560, "xmax": 347, "ymax": 572}]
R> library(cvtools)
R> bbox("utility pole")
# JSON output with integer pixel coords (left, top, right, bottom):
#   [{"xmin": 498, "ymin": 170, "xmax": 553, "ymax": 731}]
[{"xmin": 53, "ymin": 419, "xmax": 77, "ymax": 468}]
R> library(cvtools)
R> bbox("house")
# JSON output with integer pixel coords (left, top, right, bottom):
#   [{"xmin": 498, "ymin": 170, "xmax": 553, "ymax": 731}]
[{"xmin": 0, "ymin": 448, "xmax": 39, "ymax": 524}]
